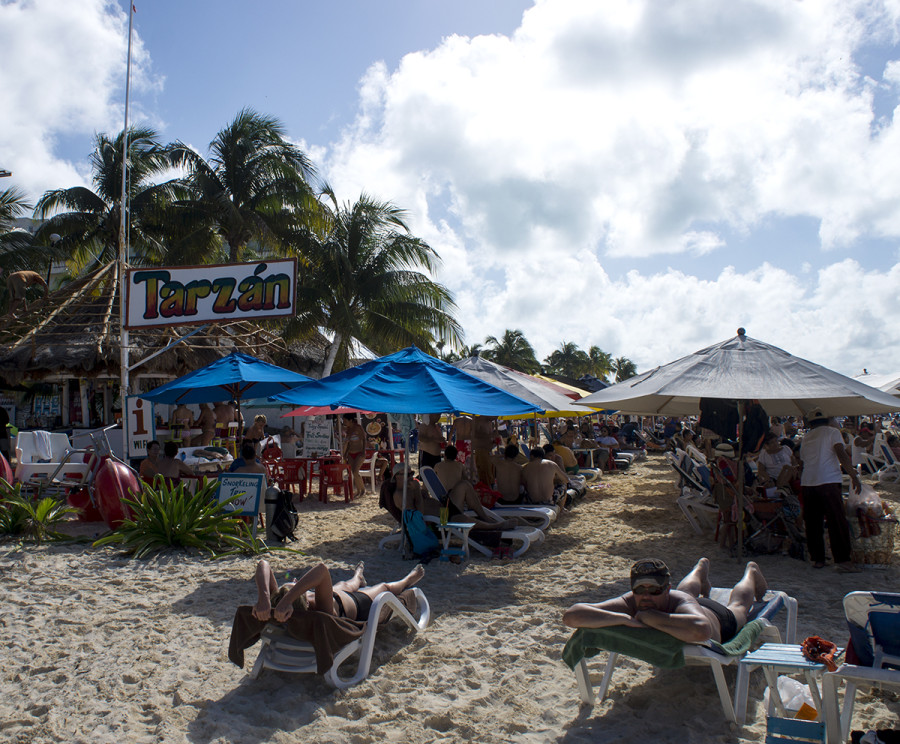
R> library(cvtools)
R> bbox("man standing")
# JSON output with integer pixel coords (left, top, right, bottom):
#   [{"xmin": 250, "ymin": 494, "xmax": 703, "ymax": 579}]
[{"xmin": 799, "ymin": 409, "xmax": 860, "ymax": 571}]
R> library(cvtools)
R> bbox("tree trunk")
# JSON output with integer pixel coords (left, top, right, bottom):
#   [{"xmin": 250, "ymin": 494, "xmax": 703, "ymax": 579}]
[{"xmin": 322, "ymin": 331, "xmax": 342, "ymax": 377}]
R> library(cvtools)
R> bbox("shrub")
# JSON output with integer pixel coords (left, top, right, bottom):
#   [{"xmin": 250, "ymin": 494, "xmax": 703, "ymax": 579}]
[
  {"xmin": 93, "ymin": 476, "xmax": 300, "ymax": 558},
  {"xmin": 0, "ymin": 479, "xmax": 80, "ymax": 544}
]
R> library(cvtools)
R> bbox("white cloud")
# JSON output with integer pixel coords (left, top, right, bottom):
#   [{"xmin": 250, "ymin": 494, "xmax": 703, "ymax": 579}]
[
  {"xmin": 0, "ymin": 0, "xmax": 161, "ymax": 200},
  {"xmin": 322, "ymin": 0, "xmax": 900, "ymax": 375}
]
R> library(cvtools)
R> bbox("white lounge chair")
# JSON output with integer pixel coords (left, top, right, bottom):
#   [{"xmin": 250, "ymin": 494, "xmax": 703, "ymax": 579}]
[
  {"xmin": 667, "ymin": 451, "xmax": 719, "ymax": 534},
  {"xmin": 419, "ymin": 466, "xmax": 545, "ymax": 558},
  {"xmin": 874, "ymin": 442, "xmax": 900, "ymax": 483},
  {"xmin": 822, "ymin": 591, "xmax": 900, "ymax": 744},
  {"xmin": 571, "ymin": 587, "xmax": 798, "ymax": 724},
  {"xmin": 250, "ymin": 587, "xmax": 431, "ymax": 688}
]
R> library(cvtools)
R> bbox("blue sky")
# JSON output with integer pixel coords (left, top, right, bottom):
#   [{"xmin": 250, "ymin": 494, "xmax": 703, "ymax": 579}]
[{"xmin": 3, "ymin": 0, "xmax": 900, "ymax": 378}]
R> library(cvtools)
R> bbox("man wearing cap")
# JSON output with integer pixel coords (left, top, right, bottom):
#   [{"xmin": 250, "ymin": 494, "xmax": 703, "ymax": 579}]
[
  {"xmin": 799, "ymin": 409, "xmax": 860, "ymax": 571},
  {"xmin": 562, "ymin": 557, "xmax": 769, "ymax": 644}
]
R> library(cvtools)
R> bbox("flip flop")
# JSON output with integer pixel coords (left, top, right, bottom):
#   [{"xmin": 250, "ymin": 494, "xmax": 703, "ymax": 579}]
[
  {"xmin": 813, "ymin": 562, "xmax": 826, "ymax": 569},
  {"xmin": 835, "ymin": 563, "xmax": 863, "ymax": 573}
]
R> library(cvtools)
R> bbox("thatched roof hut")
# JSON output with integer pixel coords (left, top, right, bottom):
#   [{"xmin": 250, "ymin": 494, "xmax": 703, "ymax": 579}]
[{"xmin": 0, "ymin": 261, "xmax": 328, "ymax": 387}]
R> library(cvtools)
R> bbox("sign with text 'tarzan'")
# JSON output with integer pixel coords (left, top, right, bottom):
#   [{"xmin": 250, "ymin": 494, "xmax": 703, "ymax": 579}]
[{"xmin": 125, "ymin": 259, "xmax": 297, "ymax": 329}]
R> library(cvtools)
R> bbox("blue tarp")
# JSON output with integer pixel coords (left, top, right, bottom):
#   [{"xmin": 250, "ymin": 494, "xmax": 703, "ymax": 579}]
[
  {"xmin": 271, "ymin": 346, "xmax": 541, "ymax": 416},
  {"xmin": 141, "ymin": 351, "xmax": 313, "ymax": 405}
]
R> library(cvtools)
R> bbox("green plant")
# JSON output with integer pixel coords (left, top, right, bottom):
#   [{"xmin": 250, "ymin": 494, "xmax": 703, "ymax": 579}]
[
  {"xmin": 0, "ymin": 479, "xmax": 80, "ymax": 543},
  {"xmin": 93, "ymin": 476, "xmax": 300, "ymax": 558}
]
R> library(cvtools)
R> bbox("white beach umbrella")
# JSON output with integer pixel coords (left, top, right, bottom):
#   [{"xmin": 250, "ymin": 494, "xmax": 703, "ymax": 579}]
[{"xmin": 578, "ymin": 330, "xmax": 900, "ymax": 417}]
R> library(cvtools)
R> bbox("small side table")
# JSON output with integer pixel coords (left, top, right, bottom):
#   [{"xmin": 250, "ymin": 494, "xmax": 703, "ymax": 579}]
[
  {"xmin": 737, "ymin": 643, "xmax": 831, "ymax": 724},
  {"xmin": 438, "ymin": 522, "xmax": 474, "ymax": 561}
]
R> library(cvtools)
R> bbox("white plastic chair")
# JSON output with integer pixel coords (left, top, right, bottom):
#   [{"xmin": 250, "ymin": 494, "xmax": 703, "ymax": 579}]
[{"xmin": 250, "ymin": 587, "xmax": 431, "ymax": 687}]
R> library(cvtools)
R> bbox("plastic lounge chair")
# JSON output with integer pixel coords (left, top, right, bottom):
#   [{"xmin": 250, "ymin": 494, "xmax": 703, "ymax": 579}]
[
  {"xmin": 667, "ymin": 452, "xmax": 719, "ymax": 534},
  {"xmin": 14, "ymin": 431, "xmax": 93, "ymax": 494},
  {"xmin": 419, "ymin": 466, "xmax": 545, "ymax": 558},
  {"xmin": 874, "ymin": 443, "xmax": 900, "ymax": 483},
  {"xmin": 572, "ymin": 587, "xmax": 798, "ymax": 724},
  {"xmin": 249, "ymin": 587, "xmax": 431, "ymax": 688},
  {"xmin": 821, "ymin": 591, "xmax": 900, "ymax": 744}
]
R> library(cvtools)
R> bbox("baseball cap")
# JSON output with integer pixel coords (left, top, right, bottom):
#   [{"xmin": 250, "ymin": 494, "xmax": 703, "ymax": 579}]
[
  {"xmin": 630, "ymin": 558, "xmax": 671, "ymax": 589},
  {"xmin": 807, "ymin": 408, "xmax": 828, "ymax": 423}
]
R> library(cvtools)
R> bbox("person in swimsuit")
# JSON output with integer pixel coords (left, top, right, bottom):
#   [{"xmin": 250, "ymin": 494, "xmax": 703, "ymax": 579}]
[
  {"xmin": 562, "ymin": 557, "xmax": 769, "ymax": 644},
  {"xmin": 341, "ymin": 413, "xmax": 368, "ymax": 499},
  {"xmin": 251, "ymin": 560, "xmax": 426, "ymax": 623}
]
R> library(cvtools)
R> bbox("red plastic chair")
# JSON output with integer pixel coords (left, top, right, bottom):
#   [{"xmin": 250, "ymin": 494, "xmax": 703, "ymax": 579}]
[{"xmin": 319, "ymin": 463, "xmax": 352, "ymax": 503}]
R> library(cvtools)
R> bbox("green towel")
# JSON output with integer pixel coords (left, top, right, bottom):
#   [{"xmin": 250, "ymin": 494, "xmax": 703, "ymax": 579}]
[
  {"xmin": 562, "ymin": 626, "xmax": 686, "ymax": 670},
  {"xmin": 561, "ymin": 618, "xmax": 770, "ymax": 671},
  {"xmin": 705, "ymin": 618, "xmax": 768, "ymax": 656}
]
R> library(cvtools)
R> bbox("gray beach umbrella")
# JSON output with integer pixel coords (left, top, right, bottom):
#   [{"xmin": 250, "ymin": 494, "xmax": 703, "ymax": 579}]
[{"xmin": 577, "ymin": 330, "xmax": 900, "ymax": 418}]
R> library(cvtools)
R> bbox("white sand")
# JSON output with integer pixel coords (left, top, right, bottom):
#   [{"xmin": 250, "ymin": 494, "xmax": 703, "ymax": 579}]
[{"xmin": 1, "ymin": 453, "xmax": 898, "ymax": 743}]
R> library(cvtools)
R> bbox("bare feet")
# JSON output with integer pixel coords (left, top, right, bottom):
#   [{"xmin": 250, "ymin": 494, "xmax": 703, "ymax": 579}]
[
  {"xmin": 354, "ymin": 561, "xmax": 366, "ymax": 585},
  {"xmin": 696, "ymin": 557, "xmax": 712, "ymax": 598},
  {"xmin": 400, "ymin": 563, "xmax": 425, "ymax": 591}
]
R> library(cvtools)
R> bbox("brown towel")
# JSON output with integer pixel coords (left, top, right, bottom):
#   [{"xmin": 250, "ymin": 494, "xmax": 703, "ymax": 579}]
[{"xmin": 228, "ymin": 589, "xmax": 418, "ymax": 675}]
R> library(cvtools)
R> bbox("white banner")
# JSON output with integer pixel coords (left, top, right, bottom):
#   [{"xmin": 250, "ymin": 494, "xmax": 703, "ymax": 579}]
[
  {"xmin": 126, "ymin": 395, "xmax": 156, "ymax": 459},
  {"xmin": 125, "ymin": 259, "xmax": 297, "ymax": 329},
  {"xmin": 217, "ymin": 473, "xmax": 265, "ymax": 516}
]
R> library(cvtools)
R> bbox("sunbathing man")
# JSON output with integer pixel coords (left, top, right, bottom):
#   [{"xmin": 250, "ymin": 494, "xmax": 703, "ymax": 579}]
[
  {"xmin": 433, "ymin": 445, "xmax": 517, "ymax": 530},
  {"xmin": 523, "ymin": 448, "xmax": 569, "ymax": 506},
  {"xmin": 252, "ymin": 559, "xmax": 425, "ymax": 623},
  {"xmin": 493, "ymin": 444, "xmax": 524, "ymax": 504},
  {"xmin": 562, "ymin": 557, "xmax": 769, "ymax": 644}
]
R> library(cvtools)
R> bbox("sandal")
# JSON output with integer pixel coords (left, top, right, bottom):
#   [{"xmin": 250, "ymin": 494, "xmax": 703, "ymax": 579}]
[{"xmin": 813, "ymin": 562, "xmax": 826, "ymax": 569}]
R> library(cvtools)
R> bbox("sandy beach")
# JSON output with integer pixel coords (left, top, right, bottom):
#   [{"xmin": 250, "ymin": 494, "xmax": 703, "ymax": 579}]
[{"xmin": 1, "ymin": 452, "xmax": 898, "ymax": 744}]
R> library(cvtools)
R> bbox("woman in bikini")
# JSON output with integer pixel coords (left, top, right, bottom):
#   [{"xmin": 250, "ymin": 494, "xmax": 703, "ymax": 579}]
[{"xmin": 252, "ymin": 560, "xmax": 425, "ymax": 624}]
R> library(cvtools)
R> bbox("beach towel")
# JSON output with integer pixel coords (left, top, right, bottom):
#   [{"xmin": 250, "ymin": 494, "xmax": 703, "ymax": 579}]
[
  {"xmin": 33, "ymin": 430, "xmax": 53, "ymax": 461},
  {"xmin": 562, "ymin": 626, "xmax": 686, "ymax": 670},
  {"xmin": 562, "ymin": 618, "xmax": 770, "ymax": 670},
  {"xmin": 228, "ymin": 589, "xmax": 418, "ymax": 674}
]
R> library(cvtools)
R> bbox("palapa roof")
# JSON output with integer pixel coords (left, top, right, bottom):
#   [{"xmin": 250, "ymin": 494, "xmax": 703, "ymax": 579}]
[{"xmin": 0, "ymin": 261, "xmax": 328, "ymax": 386}]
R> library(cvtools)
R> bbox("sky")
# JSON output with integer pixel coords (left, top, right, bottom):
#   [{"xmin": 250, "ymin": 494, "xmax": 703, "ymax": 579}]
[{"xmin": 2, "ymin": 0, "xmax": 900, "ymax": 378}]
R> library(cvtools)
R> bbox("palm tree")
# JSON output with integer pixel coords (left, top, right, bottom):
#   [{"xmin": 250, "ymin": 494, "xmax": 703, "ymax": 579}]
[
  {"xmin": 544, "ymin": 341, "xmax": 590, "ymax": 377},
  {"xmin": 587, "ymin": 345, "xmax": 614, "ymax": 381},
  {"xmin": 0, "ymin": 186, "xmax": 34, "ymax": 266},
  {"xmin": 169, "ymin": 109, "xmax": 320, "ymax": 264},
  {"xmin": 34, "ymin": 127, "xmax": 181, "ymax": 273},
  {"xmin": 289, "ymin": 192, "xmax": 462, "ymax": 375},
  {"xmin": 483, "ymin": 329, "xmax": 540, "ymax": 373},
  {"xmin": 612, "ymin": 356, "xmax": 638, "ymax": 382}
]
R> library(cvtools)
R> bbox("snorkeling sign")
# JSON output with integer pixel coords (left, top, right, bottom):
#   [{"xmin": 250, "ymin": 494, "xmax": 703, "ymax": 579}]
[{"xmin": 124, "ymin": 259, "xmax": 297, "ymax": 329}]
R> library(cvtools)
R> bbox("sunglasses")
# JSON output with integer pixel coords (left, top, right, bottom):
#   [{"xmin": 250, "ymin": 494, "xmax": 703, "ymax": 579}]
[{"xmin": 632, "ymin": 584, "xmax": 667, "ymax": 596}]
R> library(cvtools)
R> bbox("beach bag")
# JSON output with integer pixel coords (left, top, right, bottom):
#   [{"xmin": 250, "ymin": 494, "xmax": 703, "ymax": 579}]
[
  {"xmin": 267, "ymin": 489, "xmax": 299, "ymax": 542},
  {"xmin": 403, "ymin": 509, "xmax": 439, "ymax": 556},
  {"xmin": 474, "ymin": 482, "xmax": 501, "ymax": 508}
]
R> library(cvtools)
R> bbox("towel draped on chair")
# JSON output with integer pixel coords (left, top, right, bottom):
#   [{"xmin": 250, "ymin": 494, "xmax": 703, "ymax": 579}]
[
  {"xmin": 562, "ymin": 618, "xmax": 770, "ymax": 671},
  {"xmin": 228, "ymin": 589, "xmax": 418, "ymax": 674}
]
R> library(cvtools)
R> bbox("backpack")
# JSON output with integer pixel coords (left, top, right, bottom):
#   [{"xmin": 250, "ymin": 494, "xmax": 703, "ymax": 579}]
[
  {"xmin": 266, "ymin": 488, "xmax": 299, "ymax": 542},
  {"xmin": 403, "ymin": 509, "xmax": 439, "ymax": 556}
]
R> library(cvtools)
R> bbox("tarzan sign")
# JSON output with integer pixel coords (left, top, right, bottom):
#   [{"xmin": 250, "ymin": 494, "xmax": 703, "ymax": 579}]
[{"xmin": 125, "ymin": 259, "xmax": 297, "ymax": 329}]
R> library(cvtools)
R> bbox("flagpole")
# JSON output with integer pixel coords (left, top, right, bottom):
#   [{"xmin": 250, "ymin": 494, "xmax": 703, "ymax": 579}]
[{"xmin": 119, "ymin": 3, "xmax": 135, "ymax": 411}]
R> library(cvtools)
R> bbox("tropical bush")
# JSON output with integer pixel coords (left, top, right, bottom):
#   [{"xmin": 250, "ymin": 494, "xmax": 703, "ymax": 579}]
[
  {"xmin": 0, "ymin": 480, "xmax": 80, "ymax": 543},
  {"xmin": 93, "ymin": 476, "xmax": 299, "ymax": 558}
]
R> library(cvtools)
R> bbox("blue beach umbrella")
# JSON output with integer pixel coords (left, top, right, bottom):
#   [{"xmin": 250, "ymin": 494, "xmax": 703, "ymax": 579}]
[
  {"xmin": 270, "ymin": 346, "xmax": 541, "ymax": 416},
  {"xmin": 141, "ymin": 352, "xmax": 314, "ymax": 421}
]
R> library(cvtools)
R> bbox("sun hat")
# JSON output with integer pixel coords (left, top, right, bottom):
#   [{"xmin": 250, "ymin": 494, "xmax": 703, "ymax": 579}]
[
  {"xmin": 630, "ymin": 558, "xmax": 671, "ymax": 589},
  {"xmin": 392, "ymin": 463, "xmax": 407, "ymax": 477},
  {"xmin": 715, "ymin": 443, "xmax": 736, "ymax": 458}
]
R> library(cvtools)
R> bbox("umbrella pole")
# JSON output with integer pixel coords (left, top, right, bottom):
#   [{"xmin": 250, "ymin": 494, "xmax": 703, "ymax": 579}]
[{"xmin": 736, "ymin": 401, "xmax": 745, "ymax": 563}]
